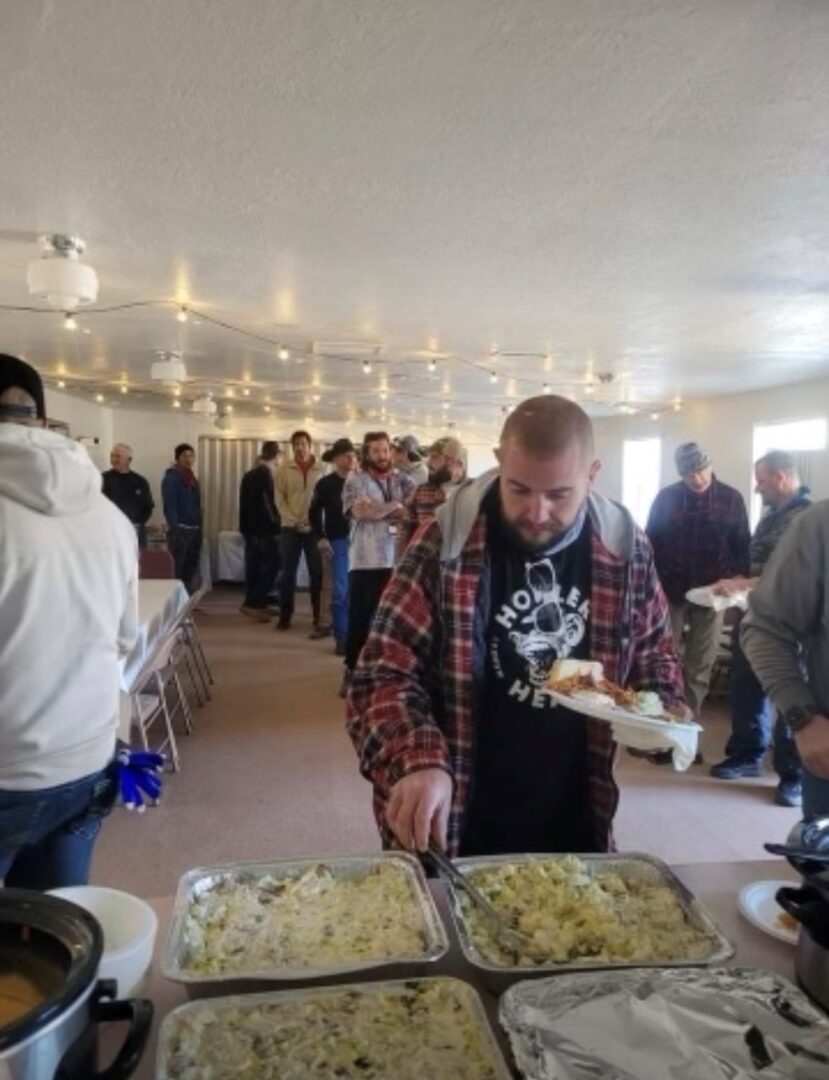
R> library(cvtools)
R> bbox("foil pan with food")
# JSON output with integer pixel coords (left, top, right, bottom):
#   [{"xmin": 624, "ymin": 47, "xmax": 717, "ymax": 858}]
[
  {"xmin": 500, "ymin": 966, "xmax": 829, "ymax": 1079},
  {"xmin": 445, "ymin": 853, "xmax": 732, "ymax": 990},
  {"xmin": 162, "ymin": 852, "xmax": 448, "ymax": 991},
  {"xmin": 157, "ymin": 976, "xmax": 512, "ymax": 1079}
]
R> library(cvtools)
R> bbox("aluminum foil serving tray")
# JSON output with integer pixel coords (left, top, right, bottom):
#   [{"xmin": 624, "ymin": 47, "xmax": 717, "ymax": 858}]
[
  {"xmin": 162, "ymin": 851, "xmax": 449, "ymax": 995},
  {"xmin": 445, "ymin": 851, "xmax": 734, "ymax": 993},
  {"xmin": 157, "ymin": 977, "xmax": 513, "ymax": 1080}
]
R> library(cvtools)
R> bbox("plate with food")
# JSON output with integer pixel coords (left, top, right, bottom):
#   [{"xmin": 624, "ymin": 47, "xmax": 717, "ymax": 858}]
[
  {"xmin": 737, "ymin": 880, "xmax": 799, "ymax": 945},
  {"xmin": 547, "ymin": 660, "xmax": 699, "ymax": 732}
]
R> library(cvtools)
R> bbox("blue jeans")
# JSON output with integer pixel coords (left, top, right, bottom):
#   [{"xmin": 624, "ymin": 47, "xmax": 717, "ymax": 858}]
[
  {"xmin": 725, "ymin": 628, "xmax": 801, "ymax": 780},
  {"xmin": 330, "ymin": 538, "xmax": 350, "ymax": 647},
  {"xmin": 0, "ymin": 767, "xmax": 117, "ymax": 890}
]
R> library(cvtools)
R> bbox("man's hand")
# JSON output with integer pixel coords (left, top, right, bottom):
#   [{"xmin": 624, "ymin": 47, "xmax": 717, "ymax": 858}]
[
  {"xmin": 794, "ymin": 714, "xmax": 829, "ymax": 780},
  {"xmin": 386, "ymin": 503, "xmax": 407, "ymax": 522},
  {"xmin": 712, "ymin": 576, "xmax": 750, "ymax": 597},
  {"xmin": 386, "ymin": 769, "xmax": 452, "ymax": 852},
  {"xmin": 317, "ymin": 538, "xmax": 332, "ymax": 556},
  {"xmin": 666, "ymin": 702, "xmax": 695, "ymax": 723}
]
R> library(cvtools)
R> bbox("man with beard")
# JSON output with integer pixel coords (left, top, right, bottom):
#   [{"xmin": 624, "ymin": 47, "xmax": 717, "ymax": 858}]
[
  {"xmin": 347, "ymin": 396, "xmax": 685, "ymax": 856},
  {"xmin": 396, "ymin": 436, "xmax": 466, "ymax": 557},
  {"xmin": 342, "ymin": 432, "xmax": 415, "ymax": 677}
]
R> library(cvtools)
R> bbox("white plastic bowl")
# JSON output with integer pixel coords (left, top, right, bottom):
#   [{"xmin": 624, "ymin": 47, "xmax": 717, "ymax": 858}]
[{"xmin": 49, "ymin": 885, "xmax": 158, "ymax": 996}]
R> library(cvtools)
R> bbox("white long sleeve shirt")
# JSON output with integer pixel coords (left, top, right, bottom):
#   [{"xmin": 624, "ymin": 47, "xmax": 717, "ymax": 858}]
[{"xmin": 0, "ymin": 424, "xmax": 138, "ymax": 790}]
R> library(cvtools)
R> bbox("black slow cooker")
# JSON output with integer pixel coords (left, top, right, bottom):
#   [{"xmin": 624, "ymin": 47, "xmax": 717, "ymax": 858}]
[{"xmin": 0, "ymin": 889, "xmax": 151, "ymax": 1080}]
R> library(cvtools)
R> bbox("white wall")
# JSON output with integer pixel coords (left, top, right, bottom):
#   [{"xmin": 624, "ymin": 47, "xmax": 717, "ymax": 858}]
[
  {"xmin": 593, "ymin": 375, "xmax": 829, "ymax": 512},
  {"xmin": 44, "ymin": 387, "xmax": 113, "ymax": 471}
]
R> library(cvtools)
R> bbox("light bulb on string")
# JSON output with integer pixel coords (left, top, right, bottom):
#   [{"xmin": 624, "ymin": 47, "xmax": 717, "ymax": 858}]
[
  {"xmin": 57, "ymin": 380, "xmax": 66, "ymax": 389},
  {"xmin": 278, "ymin": 346, "xmax": 289, "ymax": 362},
  {"xmin": 177, "ymin": 306, "xmax": 189, "ymax": 323},
  {"xmin": 63, "ymin": 313, "xmax": 78, "ymax": 331},
  {"xmin": 362, "ymin": 359, "xmax": 372, "ymax": 375},
  {"xmin": 543, "ymin": 382, "xmax": 551, "ymax": 394},
  {"xmin": 120, "ymin": 385, "xmax": 129, "ymax": 395},
  {"xmin": 173, "ymin": 399, "xmax": 181, "ymax": 409},
  {"xmin": 94, "ymin": 393, "xmax": 104, "ymax": 403},
  {"xmin": 427, "ymin": 358, "xmax": 437, "ymax": 374},
  {"xmin": 242, "ymin": 388, "xmax": 250, "ymax": 397},
  {"xmin": 489, "ymin": 371, "xmax": 498, "ymax": 384},
  {"xmin": 651, "ymin": 412, "xmax": 659, "ymax": 421},
  {"xmin": 264, "ymin": 405, "xmax": 271, "ymax": 414}
]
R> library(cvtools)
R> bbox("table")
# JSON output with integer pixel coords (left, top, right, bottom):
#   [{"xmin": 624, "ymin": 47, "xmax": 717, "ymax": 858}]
[
  {"xmin": 120, "ymin": 858, "xmax": 803, "ymax": 1079},
  {"xmin": 118, "ymin": 580, "xmax": 189, "ymax": 741}
]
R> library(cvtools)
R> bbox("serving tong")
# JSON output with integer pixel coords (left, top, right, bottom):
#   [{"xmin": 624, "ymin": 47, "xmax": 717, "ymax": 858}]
[{"xmin": 427, "ymin": 845, "xmax": 532, "ymax": 956}]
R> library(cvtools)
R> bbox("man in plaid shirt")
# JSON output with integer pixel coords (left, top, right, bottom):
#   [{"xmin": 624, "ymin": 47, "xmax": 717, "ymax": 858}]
[
  {"xmin": 646, "ymin": 443, "xmax": 750, "ymax": 721},
  {"xmin": 347, "ymin": 396, "xmax": 686, "ymax": 857},
  {"xmin": 396, "ymin": 435, "xmax": 467, "ymax": 559}
]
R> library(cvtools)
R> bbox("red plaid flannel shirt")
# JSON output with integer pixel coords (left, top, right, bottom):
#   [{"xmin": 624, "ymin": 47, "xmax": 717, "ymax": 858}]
[{"xmin": 347, "ymin": 508, "xmax": 685, "ymax": 856}]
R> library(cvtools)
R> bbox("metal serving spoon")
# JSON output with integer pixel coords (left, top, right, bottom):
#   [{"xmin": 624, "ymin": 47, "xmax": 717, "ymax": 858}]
[{"xmin": 427, "ymin": 845, "xmax": 531, "ymax": 956}]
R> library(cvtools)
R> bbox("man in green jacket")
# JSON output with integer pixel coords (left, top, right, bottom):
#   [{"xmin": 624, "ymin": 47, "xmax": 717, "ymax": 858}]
[{"xmin": 741, "ymin": 500, "xmax": 829, "ymax": 819}]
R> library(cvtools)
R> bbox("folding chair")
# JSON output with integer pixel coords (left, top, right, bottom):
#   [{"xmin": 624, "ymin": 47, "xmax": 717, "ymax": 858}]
[{"xmin": 129, "ymin": 630, "xmax": 194, "ymax": 772}]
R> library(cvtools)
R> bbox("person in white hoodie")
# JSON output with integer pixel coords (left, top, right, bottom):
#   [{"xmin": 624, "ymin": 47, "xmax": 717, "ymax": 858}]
[{"xmin": 0, "ymin": 356, "xmax": 138, "ymax": 889}]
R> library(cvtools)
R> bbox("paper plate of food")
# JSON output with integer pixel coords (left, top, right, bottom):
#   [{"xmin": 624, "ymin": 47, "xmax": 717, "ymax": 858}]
[
  {"xmin": 546, "ymin": 660, "xmax": 701, "ymax": 769},
  {"xmin": 685, "ymin": 585, "xmax": 750, "ymax": 612}
]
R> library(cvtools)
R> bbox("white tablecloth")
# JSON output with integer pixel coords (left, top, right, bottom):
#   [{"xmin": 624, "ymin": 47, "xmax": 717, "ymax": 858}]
[
  {"xmin": 216, "ymin": 531, "xmax": 246, "ymax": 581},
  {"xmin": 120, "ymin": 580, "xmax": 190, "ymax": 693}
]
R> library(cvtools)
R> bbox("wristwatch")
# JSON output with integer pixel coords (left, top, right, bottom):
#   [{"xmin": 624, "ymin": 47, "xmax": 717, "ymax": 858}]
[{"xmin": 783, "ymin": 705, "xmax": 816, "ymax": 733}]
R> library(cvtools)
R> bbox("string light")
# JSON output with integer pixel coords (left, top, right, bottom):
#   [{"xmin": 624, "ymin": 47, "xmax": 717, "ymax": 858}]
[
  {"xmin": 57, "ymin": 379, "xmax": 66, "ymax": 389},
  {"xmin": 312, "ymin": 393, "xmax": 321, "ymax": 403},
  {"xmin": 427, "ymin": 358, "xmax": 437, "ymax": 373},
  {"xmin": 172, "ymin": 399, "xmax": 181, "ymax": 409},
  {"xmin": 362, "ymin": 359, "xmax": 372, "ymax": 375},
  {"xmin": 94, "ymin": 393, "xmax": 104, "ymax": 403},
  {"xmin": 489, "ymin": 371, "xmax": 498, "ymax": 384},
  {"xmin": 242, "ymin": 387, "xmax": 251, "ymax": 397},
  {"xmin": 264, "ymin": 405, "xmax": 271, "ymax": 414},
  {"xmin": 226, "ymin": 404, "xmax": 234, "ymax": 413},
  {"xmin": 379, "ymin": 390, "xmax": 387, "ymax": 401},
  {"xmin": 651, "ymin": 412, "xmax": 659, "ymax": 421},
  {"xmin": 673, "ymin": 397, "xmax": 683, "ymax": 412},
  {"xmin": 278, "ymin": 346, "xmax": 289, "ymax": 361},
  {"xmin": 585, "ymin": 384, "xmax": 595, "ymax": 396},
  {"xmin": 177, "ymin": 305, "xmax": 189, "ymax": 323},
  {"xmin": 543, "ymin": 382, "xmax": 551, "ymax": 394},
  {"xmin": 120, "ymin": 385, "xmax": 129, "ymax": 395},
  {"xmin": 442, "ymin": 400, "xmax": 450, "ymax": 410},
  {"xmin": 63, "ymin": 313, "xmax": 77, "ymax": 331}
]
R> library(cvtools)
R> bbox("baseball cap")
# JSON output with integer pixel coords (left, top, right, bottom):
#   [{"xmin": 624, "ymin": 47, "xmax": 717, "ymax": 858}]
[
  {"xmin": 0, "ymin": 355, "xmax": 46, "ymax": 420},
  {"xmin": 428, "ymin": 436, "xmax": 465, "ymax": 462},
  {"xmin": 322, "ymin": 437, "xmax": 357, "ymax": 463},
  {"xmin": 392, "ymin": 434, "xmax": 422, "ymax": 461}
]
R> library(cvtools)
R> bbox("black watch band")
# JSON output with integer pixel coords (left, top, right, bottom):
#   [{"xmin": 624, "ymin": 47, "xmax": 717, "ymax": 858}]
[{"xmin": 784, "ymin": 705, "xmax": 815, "ymax": 733}]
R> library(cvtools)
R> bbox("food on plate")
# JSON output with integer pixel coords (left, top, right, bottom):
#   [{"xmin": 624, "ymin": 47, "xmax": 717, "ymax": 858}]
[
  {"xmin": 458, "ymin": 855, "xmax": 716, "ymax": 967},
  {"xmin": 548, "ymin": 662, "xmax": 672, "ymax": 720},
  {"xmin": 162, "ymin": 980, "xmax": 503, "ymax": 1080},
  {"xmin": 776, "ymin": 910, "xmax": 799, "ymax": 934},
  {"xmin": 180, "ymin": 861, "xmax": 431, "ymax": 975}
]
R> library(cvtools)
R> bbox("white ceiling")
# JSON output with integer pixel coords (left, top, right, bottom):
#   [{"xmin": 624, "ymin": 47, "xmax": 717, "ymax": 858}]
[{"xmin": 1, "ymin": 0, "xmax": 829, "ymax": 438}]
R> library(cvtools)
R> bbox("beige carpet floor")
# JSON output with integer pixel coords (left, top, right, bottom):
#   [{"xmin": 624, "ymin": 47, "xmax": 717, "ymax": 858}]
[{"xmin": 93, "ymin": 588, "xmax": 798, "ymax": 899}]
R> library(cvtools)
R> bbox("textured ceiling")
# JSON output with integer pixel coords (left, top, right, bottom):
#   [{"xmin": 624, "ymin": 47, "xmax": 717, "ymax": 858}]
[{"xmin": 1, "ymin": 0, "xmax": 828, "ymax": 437}]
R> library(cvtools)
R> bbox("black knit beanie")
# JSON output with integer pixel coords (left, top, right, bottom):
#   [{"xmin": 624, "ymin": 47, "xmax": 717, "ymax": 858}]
[{"xmin": 0, "ymin": 355, "xmax": 47, "ymax": 420}]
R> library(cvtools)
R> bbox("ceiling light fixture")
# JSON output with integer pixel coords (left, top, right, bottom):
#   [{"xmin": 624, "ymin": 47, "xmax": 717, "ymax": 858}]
[
  {"xmin": 63, "ymin": 313, "xmax": 78, "ymax": 331},
  {"xmin": 362, "ymin": 359, "xmax": 372, "ymax": 375},
  {"xmin": 27, "ymin": 234, "xmax": 98, "ymax": 310},
  {"xmin": 278, "ymin": 346, "xmax": 289, "ymax": 362},
  {"xmin": 177, "ymin": 305, "xmax": 189, "ymax": 323}
]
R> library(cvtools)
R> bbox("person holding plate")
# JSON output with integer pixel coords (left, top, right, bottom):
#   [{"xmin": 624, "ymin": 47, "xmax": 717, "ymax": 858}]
[{"xmin": 346, "ymin": 395, "xmax": 686, "ymax": 857}]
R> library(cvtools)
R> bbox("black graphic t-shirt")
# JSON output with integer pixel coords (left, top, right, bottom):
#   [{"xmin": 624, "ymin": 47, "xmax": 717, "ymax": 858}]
[{"xmin": 462, "ymin": 489, "xmax": 595, "ymax": 855}]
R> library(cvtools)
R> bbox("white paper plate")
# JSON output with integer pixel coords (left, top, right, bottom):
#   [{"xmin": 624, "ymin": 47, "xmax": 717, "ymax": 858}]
[
  {"xmin": 737, "ymin": 880, "xmax": 799, "ymax": 945},
  {"xmin": 548, "ymin": 689, "xmax": 700, "ymax": 735},
  {"xmin": 685, "ymin": 586, "xmax": 749, "ymax": 611}
]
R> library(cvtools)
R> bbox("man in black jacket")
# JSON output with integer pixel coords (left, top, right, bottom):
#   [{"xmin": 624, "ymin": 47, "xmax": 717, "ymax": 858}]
[
  {"xmin": 102, "ymin": 443, "xmax": 154, "ymax": 548},
  {"xmin": 309, "ymin": 438, "xmax": 356, "ymax": 652},
  {"xmin": 239, "ymin": 442, "xmax": 282, "ymax": 622}
]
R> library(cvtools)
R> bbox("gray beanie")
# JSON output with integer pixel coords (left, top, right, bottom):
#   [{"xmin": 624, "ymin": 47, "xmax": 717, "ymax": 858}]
[{"xmin": 675, "ymin": 442, "xmax": 711, "ymax": 476}]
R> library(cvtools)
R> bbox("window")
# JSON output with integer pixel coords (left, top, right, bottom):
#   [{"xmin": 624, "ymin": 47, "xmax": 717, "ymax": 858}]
[
  {"xmin": 751, "ymin": 417, "xmax": 827, "ymax": 526},
  {"xmin": 622, "ymin": 437, "xmax": 662, "ymax": 528}
]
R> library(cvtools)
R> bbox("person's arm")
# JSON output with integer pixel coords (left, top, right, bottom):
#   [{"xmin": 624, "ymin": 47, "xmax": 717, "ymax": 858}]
[
  {"xmin": 117, "ymin": 532, "xmax": 140, "ymax": 656},
  {"xmin": 309, "ymin": 482, "xmax": 326, "ymax": 542},
  {"xmin": 161, "ymin": 472, "xmax": 178, "ymax": 529},
  {"xmin": 395, "ymin": 490, "xmax": 420, "ymax": 562},
  {"xmin": 741, "ymin": 510, "xmax": 824, "ymax": 718},
  {"xmin": 274, "ymin": 468, "xmax": 291, "ymax": 525},
  {"xmin": 137, "ymin": 476, "xmax": 154, "ymax": 526},
  {"xmin": 346, "ymin": 521, "xmax": 453, "ymax": 849},
  {"xmin": 729, "ymin": 493, "xmax": 752, "ymax": 577},
  {"xmin": 626, "ymin": 532, "xmax": 688, "ymax": 713}
]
